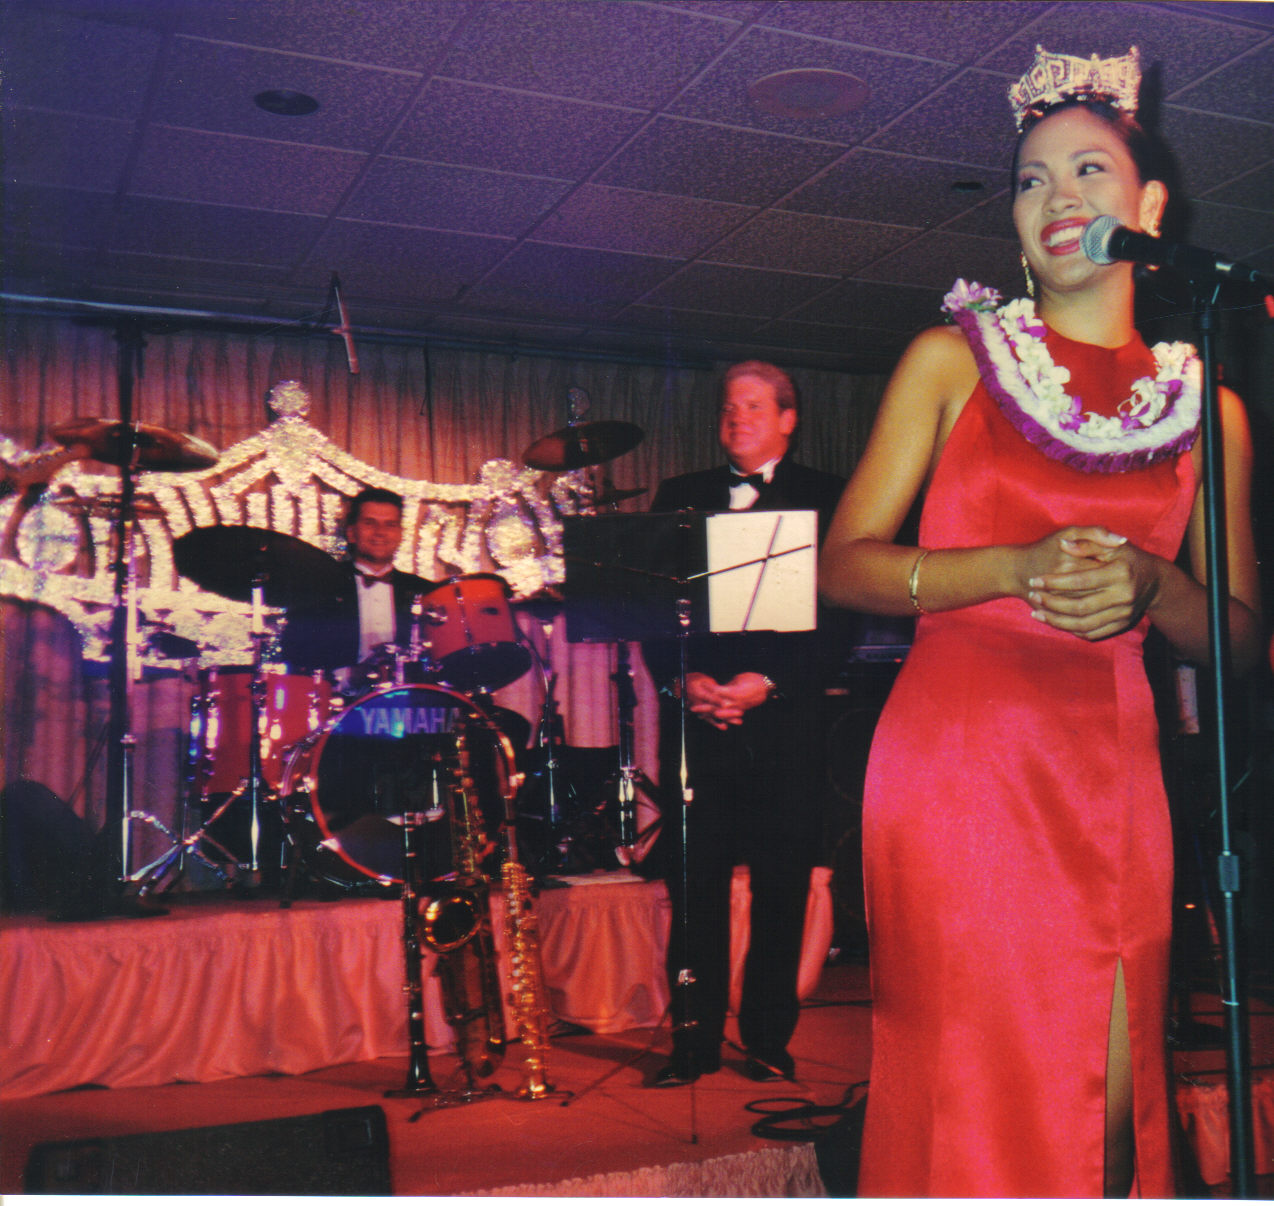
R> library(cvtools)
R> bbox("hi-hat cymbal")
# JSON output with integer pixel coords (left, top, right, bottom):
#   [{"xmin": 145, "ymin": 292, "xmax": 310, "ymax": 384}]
[
  {"xmin": 523, "ymin": 420, "xmax": 643, "ymax": 471},
  {"xmin": 173, "ymin": 526, "xmax": 341, "ymax": 607},
  {"xmin": 51, "ymin": 417, "xmax": 219, "ymax": 473}
]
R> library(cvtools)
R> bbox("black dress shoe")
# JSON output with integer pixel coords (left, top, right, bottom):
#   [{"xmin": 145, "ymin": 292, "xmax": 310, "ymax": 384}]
[
  {"xmin": 652, "ymin": 1051, "xmax": 721, "ymax": 1087},
  {"xmin": 741, "ymin": 1049, "xmax": 795, "ymax": 1082}
]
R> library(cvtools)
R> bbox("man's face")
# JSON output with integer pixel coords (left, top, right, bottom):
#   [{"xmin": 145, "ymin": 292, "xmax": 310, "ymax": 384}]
[
  {"xmin": 717, "ymin": 374, "xmax": 796, "ymax": 473},
  {"xmin": 346, "ymin": 501, "xmax": 402, "ymax": 571}
]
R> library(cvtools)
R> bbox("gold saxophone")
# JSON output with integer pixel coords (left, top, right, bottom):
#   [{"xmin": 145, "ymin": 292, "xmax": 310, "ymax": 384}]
[
  {"xmin": 501, "ymin": 856, "xmax": 555, "ymax": 1099},
  {"xmin": 420, "ymin": 730, "xmax": 505, "ymax": 1081}
]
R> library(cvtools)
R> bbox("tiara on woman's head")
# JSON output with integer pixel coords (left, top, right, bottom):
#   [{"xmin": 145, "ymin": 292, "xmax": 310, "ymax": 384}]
[{"xmin": 1008, "ymin": 45, "xmax": 1141, "ymax": 131}]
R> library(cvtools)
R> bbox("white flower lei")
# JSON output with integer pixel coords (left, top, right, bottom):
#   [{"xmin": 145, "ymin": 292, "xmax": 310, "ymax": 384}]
[{"xmin": 942, "ymin": 280, "xmax": 1201, "ymax": 473}]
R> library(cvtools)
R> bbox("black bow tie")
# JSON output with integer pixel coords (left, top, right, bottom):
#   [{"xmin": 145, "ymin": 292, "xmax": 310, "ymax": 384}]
[
  {"xmin": 732, "ymin": 472, "xmax": 767, "ymax": 490},
  {"xmin": 356, "ymin": 569, "xmax": 392, "ymax": 587}
]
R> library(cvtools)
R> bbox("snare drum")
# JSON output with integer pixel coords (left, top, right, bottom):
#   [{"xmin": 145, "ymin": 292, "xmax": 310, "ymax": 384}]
[
  {"xmin": 280, "ymin": 683, "xmax": 515, "ymax": 888},
  {"xmin": 193, "ymin": 668, "xmax": 332, "ymax": 795},
  {"xmin": 420, "ymin": 573, "xmax": 531, "ymax": 692}
]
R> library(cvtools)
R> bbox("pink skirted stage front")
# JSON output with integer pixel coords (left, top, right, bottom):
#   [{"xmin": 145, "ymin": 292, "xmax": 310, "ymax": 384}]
[{"xmin": 2, "ymin": 869, "xmax": 859, "ymax": 1196}]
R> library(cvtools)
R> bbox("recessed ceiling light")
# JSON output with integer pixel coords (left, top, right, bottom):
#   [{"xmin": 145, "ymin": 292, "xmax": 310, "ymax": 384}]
[
  {"xmin": 254, "ymin": 89, "xmax": 320, "ymax": 117},
  {"xmin": 951, "ymin": 180, "xmax": 985, "ymax": 193},
  {"xmin": 748, "ymin": 68, "xmax": 869, "ymax": 120}
]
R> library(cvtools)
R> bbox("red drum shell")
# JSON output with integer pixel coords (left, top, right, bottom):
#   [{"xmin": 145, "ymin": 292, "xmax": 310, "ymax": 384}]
[
  {"xmin": 420, "ymin": 573, "xmax": 531, "ymax": 691},
  {"xmin": 195, "ymin": 668, "xmax": 332, "ymax": 795}
]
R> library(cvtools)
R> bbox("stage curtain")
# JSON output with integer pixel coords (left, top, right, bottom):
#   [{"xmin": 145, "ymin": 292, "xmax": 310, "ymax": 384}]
[{"xmin": 0, "ymin": 313, "xmax": 883, "ymax": 860}]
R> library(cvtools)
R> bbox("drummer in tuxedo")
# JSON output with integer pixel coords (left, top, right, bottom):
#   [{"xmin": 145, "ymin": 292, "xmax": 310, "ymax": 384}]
[{"xmin": 281, "ymin": 486, "xmax": 435, "ymax": 686}]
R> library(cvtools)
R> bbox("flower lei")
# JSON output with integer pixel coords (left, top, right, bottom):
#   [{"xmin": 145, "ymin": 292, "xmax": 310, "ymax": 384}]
[{"xmin": 941, "ymin": 279, "xmax": 1201, "ymax": 474}]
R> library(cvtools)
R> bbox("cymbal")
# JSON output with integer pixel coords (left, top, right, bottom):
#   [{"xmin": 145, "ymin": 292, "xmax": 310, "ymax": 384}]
[
  {"xmin": 57, "ymin": 495, "xmax": 166, "ymax": 520},
  {"xmin": 172, "ymin": 526, "xmax": 341, "ymax": 607},
  {"xmin": 50, "ymin": 417, "xmax": 219, "ymax": 473},
  {"xmin": 591, "ymin": 485, "xmax": 646, "ymax": 507},
  {"xmin": 523, "ymin": 420, "xmax": 643, "ymax": 471}
]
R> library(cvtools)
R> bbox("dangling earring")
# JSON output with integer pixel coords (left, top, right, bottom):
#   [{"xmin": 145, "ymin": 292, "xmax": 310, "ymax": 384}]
[{"xmin": 1021, "ymin": 251, "xmax": 1035, "ymax": 299}]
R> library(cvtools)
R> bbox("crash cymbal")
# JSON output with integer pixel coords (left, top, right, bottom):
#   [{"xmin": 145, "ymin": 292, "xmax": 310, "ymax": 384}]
[
  {"xmin": 591, "ymin": 485, "xmax": 646, "ymax": 507},
  {"xmin": 172, "ymin": 526, "xmax": 341, "ymax": 607},
  {"xmin": 523, "ymin": 420, "xmax": 643, "ymax": 472},
  {"xmin": 50, "ymin": 417, "xmax": 219, "ymax": 473}
]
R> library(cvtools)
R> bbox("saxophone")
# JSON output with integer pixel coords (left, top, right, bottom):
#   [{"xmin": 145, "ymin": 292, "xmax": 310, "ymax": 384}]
[
  {"xmin": 422, "ymin": 729, "xmax": 505, "ymax": 1081},
  {"xmin": 501, "ymin": 854, "xmax": 555, "ymax": 1099}
]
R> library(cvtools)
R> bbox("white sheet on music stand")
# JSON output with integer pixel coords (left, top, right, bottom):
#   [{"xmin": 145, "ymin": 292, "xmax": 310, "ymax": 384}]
[{"xmin": 706, "ymin": 510, "xmax": 817, "ymax": 633}]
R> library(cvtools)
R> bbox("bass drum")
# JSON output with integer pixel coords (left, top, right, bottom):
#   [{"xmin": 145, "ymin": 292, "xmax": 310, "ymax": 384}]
[{"xmin": 281, "ymin": 683, "xmax": 515, "ymax": 889}]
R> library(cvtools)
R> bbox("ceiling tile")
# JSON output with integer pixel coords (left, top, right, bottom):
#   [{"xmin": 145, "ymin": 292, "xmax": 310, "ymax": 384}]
[
  {"xmin": 667, "ymin": 26, "xmax": 953, "ymax": 143},
  {"xmin": 1202, "ymin": 161, "xmax": 1274, "ymax": 211},
  {"xmin": 642, "ymin": 263, "xmax": 837, "ymax": 318},
  {"xmin": 595, "ymin": 116, "xmax": 842, "ymax": 205},
  {"xmin": 154, "ymin": 36, "xmax": 421, "ymax": 151},
  {"xmin": 297, "ymin": 220, "xmax": 513, "ymax": 304},
  {"xmin": 853, "ymin": 230, "xmax": 1022, "ymax": 296},
  {"xmin": 3, "ymin": 184, "xmax": 116, "ymax": 253},
  {"xmin": 781, "ymin": 148, "xmax": 1001, "ymax": 228},
  {"xmin": 865, "ymin": 71, "xmax": 1016, "ymax": 171},
  {"xmin": 529, "ymin": 186, "xmax": 754, "ymax": 257},
  {"xmin": 344, "ymin": 159, "xmax": 571, "ymax": 237},
  {"xmin": 616, "ymin": 303, "xmax": 767, "ymax": 341},
  {"xmin": 1158, "ymin": 105, "xmax": 1274, "ymax": 200},
  {"xmin": 763, "ymin": 0, "xmax": 1051, "ymax": 63},
  {"xmin": 170, "ymin": 0, "xmax": 468, "ymax": 71},
  {"xmin": 1, "ymin": 7, "xmax": 162, "ymax": 121},
  {"xmin": 706, "ymin": 211, "xmax": 919, "ymax": 275},
  {"xmin": 438, "ymin": 0, "xmax": 736, "ymax": 107},
  {"xmin": 755, "ymin": 317, "xmax": 906, "ymax": 361},
  {"xmin": 107, "ymin": 196, "xmax": 325, "ymax": 263},
  {"xmin": 1169, "ymin": 41, "xmax": 1274, "ymax": 122},
  {"xmin": 986, "ymin": 1, "xmax": 1268, "ymax": 82},
  {"xmin": 6, "ymin": 108, "xmax": 134, "ymax": 192},
  {"xmin": 388, "ymin": 80, "xmax": 646, "ymax": 178},
  {"xmin": 1186, "ymin": 200, "xmax": 1274, "ymax": 260},
  {"xmin": 132, "ymin": 126, "xmax": 366, "ymax": 213},
  {"xmin": 787, "ymin": 279, "xmax": 945, "ymax": 333},
  {"xmin": 461, "ymin": 244, "xmax": 679, "ymax": 322}
]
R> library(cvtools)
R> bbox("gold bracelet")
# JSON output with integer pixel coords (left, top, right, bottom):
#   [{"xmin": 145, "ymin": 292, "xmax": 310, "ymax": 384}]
[{"xmin": 907, "ymin": 548, "xmax": 931, "ymax": 615}]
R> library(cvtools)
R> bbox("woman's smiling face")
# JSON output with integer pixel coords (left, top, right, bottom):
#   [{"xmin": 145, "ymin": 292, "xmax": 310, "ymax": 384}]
[{"xmin": 1012, "ymin": 104, "xmax": 1164, "ymax": 294}]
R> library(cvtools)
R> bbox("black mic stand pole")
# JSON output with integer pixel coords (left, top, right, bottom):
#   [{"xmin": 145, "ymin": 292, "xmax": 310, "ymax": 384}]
[
  {"xmin": 1193, "ymin": 281, "xmax": 1255, "ymax": 1197},
  {"xmin": 672, "ymin": 594, "xmax": 699, "ymax": 1144},
  {"xmin": 104, "ymin": 323, "xmax": 144, "ymax": 904}
]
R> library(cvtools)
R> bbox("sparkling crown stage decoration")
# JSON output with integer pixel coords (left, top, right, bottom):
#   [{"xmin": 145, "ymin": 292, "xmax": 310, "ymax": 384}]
[
  {"xmin": 1008, "ymin": 44, "xmax": 1141, "ymax": 131},
  {"xmin": 0, "ymin": 382, "xmax": 591, "ymax": 668}
]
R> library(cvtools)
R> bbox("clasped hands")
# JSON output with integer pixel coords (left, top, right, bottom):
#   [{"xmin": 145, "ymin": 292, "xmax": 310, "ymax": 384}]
[
  {"xmin": 682, "ymin": 671, "xmax": 772, "ymax": 729},
  {"xmin": 1020, "ymin": 525, "xmax": 1161, "ymax": 641}
]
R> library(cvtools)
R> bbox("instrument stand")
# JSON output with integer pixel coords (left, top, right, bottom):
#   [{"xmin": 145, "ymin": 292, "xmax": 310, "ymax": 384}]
[{"xmin": 560, "ymin": 510, "xmax": 818, "ymax": 1137}]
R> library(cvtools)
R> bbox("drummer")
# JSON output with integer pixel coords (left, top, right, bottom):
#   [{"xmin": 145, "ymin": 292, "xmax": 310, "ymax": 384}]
[{"xmin": 280, "ymin": 486, "xmax": 435, "ymax": 691}]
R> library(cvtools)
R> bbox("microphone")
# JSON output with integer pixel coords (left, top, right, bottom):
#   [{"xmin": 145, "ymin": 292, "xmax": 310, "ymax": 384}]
[
  {"xmin": 329, "ymin": 272, "xmax": 360, "ymax": 375},
  {"xmin": 1081, "ymin": 214, "xmax": 1271, "ymax": 290}
]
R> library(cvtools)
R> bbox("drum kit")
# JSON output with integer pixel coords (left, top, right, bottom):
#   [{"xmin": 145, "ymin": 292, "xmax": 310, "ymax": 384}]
[{"xmin": 39, "ymin": 410, "xmax": 649, "ymax": 899}]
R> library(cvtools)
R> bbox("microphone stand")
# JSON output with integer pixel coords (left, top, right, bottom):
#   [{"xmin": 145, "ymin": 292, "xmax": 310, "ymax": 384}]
[{"xmin": 1192, "ymin": 282, "xmax": 1255, "ymax": 1196}]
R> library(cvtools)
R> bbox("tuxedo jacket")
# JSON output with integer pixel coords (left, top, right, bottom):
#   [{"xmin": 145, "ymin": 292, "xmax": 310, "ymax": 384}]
[
  {"xmin": 645, "ymin": 457, "xmax": 846, "ymax": 696},
  {"xmin": 280, "ymin": 562, "xmax": 437, "ymax": 671}
]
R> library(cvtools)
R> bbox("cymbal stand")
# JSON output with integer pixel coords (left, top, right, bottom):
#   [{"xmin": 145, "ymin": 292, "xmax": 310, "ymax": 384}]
[
  {"xmin": 525, "ymin": 638, "xmax": 574, "ymax": 875},
  {"xmin": 236, "ymin": 577, "xmax": 273, "ymax": 886},
  {"xmin": 611, "ymin": 641, "xmax": 658, "ymax": 863}
]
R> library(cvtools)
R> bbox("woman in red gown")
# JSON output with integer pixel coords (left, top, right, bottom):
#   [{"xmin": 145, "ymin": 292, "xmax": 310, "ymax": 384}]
[{"xmin": 820, "ymin": 47, "xmax": 1263, "ymax": 1198}]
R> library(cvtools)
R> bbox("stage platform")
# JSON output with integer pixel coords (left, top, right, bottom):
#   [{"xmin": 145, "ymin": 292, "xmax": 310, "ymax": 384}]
[{"xmin": 4, "ymin": 874, "xmax": 1273, "ymax": 1195}]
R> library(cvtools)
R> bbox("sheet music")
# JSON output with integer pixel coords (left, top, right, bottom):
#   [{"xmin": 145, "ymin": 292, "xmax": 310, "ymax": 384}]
[{"xmin": 705, "ymin": 510, "xmax": 816, "ymax": 633}]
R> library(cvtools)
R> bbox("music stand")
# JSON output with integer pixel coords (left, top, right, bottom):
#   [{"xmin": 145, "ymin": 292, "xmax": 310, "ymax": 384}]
[{"xmin": 562, "ymin": 510, "xmax": 816, "ymax": 1132}]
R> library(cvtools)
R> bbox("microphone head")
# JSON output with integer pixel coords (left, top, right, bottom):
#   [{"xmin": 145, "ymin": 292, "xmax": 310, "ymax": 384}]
[{"xmin": 1080, "ymin": 214, "xmax": 1120, "ymax": 266}]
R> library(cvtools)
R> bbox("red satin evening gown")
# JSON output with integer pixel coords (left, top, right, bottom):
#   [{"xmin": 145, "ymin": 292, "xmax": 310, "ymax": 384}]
[{"xmin": 857, "ymin": 326, "xmax": 1196, "ymax": 1197}]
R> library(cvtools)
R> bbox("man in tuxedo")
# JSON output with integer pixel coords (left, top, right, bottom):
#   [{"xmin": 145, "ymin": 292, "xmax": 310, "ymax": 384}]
[
  {"xmin": 646, "ymin": 360, "xmax": 845, "ymax": 1087},
  {"xmin": 281, "ymin": 486, "xmax": 435, "ymax": 681}
]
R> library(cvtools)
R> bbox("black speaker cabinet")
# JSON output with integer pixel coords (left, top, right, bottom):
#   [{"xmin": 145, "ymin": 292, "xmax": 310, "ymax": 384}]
[{"xmin": 24, "ymin": 1105, "xmax": 391, "ymax": 1195}]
